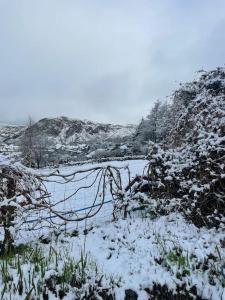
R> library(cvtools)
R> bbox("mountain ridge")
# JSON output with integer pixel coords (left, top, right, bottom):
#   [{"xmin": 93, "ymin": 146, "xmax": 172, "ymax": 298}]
[{"xmin": 0, "ymin": 116, "xmax": 136, "ymax": 145}]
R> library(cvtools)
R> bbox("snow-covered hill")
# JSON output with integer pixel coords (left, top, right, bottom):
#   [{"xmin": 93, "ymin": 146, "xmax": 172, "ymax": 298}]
[
  {"xmin": 0, "ymin": 117, "xmax": 135, "ymax": 146},
  {"xmin": 28, "ymin": 116, "xmax": 136, "ymax": 145}
]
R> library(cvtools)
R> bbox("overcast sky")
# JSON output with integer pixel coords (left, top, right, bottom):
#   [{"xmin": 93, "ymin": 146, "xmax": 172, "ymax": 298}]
[{"xmin": 0, "ymin": 0, "xmax": 225, "ymax": 125}]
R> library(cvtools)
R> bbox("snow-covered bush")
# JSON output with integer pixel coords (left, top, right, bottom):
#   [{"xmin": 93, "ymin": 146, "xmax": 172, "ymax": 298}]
[
  {"xmin": 126, "ymin": 68, "xmax": 225, "ymax": 227},
  {"xmin": 0, "ymin": 162, "xmax": 48, "ymax": 253}
]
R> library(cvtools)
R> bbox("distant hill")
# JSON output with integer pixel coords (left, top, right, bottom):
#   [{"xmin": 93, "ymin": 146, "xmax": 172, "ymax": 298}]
[
  {"xmin": 0, "ymin": 117, "xmax": 136, "ymax": 145},
  {"xmin": 0, "ymin": 117, "xmax": 136, "ymax": 163}
]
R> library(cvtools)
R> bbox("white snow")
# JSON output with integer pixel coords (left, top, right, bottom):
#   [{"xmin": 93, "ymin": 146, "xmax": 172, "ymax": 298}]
[{"xmin": 1, "ymin": 158, "xmax": 225, "ymax": 299}]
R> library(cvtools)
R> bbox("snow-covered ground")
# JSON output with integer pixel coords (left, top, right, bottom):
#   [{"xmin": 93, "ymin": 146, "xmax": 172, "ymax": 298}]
[
  {"xmin": 1, "ymin": 158, "xmax": 225, "ymax": 299},
  {"xmin": 18, "ymin": 159, "xmax": 148, "ymax": 239},
  {"xmin": 65, "ymin": 213, "xmax": 225, "ymax": 300},
  {"xmin": 4, "ymin": 212, "xmax": 225, "ymax": 299}
]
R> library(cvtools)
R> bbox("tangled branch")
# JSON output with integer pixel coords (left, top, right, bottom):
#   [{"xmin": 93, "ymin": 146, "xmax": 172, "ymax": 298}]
[{"xmin": 0, "ymin": 162, "xmax": 128, "ymax": 252}]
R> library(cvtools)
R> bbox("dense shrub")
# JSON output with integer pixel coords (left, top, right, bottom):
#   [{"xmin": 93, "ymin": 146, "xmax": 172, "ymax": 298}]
[{"xmin": 127, "ymin": 68, "xmax": 225, "ymax": 227}]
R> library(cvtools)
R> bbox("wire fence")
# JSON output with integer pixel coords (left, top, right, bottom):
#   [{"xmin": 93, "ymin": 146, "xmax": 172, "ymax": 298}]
[
  {"xmin": 0, "ymin": 158, "xmax": 148, "ymax": 242},
  {"xmin": 26, "ymin": 159, "xmax": 147, "ymax": 225}
]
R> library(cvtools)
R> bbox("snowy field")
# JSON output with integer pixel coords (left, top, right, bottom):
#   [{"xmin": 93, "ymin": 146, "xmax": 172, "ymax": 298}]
[
  {"xmin": 68, "ymin": 213, "xmax": 225, "ymax": 300},
  {"xmin": 1, "ymin": 158, "xmax": 225, "ymax": 299},
  {"xmin": 18, "ymin": 159, "xmax": 149, "ymax": 241}
]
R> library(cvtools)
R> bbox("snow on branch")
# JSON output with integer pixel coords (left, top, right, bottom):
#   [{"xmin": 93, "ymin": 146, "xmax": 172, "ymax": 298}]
[{"xmin": 0, "ymin": 161, "xmax": 127, "ymax": 252}]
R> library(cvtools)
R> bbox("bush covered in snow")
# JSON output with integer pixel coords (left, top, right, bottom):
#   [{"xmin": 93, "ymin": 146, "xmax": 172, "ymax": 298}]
[
  {"xmin": 0, "ymin": 160, "xmax": 50, "ymax": 253},
  {"xmin": 127, "ymin": 68, "xmax": 225, "ymax": 227}
]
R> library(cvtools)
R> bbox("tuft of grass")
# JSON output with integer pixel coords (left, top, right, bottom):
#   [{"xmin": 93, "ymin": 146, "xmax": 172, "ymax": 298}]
[{"xmin": 0, "ymin": 243, "xmax": 93, "ymax": 299}]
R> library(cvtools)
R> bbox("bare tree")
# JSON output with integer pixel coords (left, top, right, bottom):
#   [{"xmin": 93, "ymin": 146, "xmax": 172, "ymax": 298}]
[
  {"xmin": 21, "ymin": 117, "xmax": 49, "ymax": 168},
  {"xmin": 33, "ymin": 133, "xmax": 49, "ymax": 168},
  {"xmin": 21, "ymin": 117, "xmax": 35, "ymax": 167}
]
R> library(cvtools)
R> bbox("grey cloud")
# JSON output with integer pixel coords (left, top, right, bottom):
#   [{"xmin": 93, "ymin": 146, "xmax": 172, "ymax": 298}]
[{"xmin": 0, "ymin": 0, "xmax": 225, "ymax": 125}]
